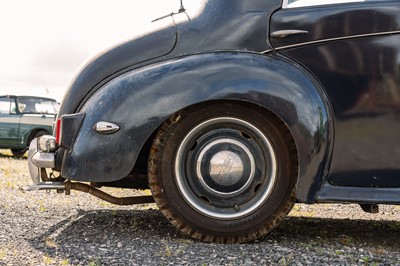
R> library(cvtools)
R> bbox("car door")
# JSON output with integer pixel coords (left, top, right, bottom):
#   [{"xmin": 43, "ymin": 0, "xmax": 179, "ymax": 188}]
[
  {"xmin": 270, "ymin": 0, "xmax": 400, "ymax": 187},
  {"xmin": 0, "ymin": 97, "xmax": 20, "ymax": 147}
]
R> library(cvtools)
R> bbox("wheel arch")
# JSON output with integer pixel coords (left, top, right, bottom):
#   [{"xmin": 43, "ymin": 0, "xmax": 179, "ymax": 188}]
[
  {"xmin": 23, "ymin": 128, "xmax": 51, "ymax": 148},
  {"xmin": 64, "ymin": 52, "xmax": 332, "ymax": 203},
  {"xmin": 135, "ymin": 99, "xmax": 297, "ymax": 177}
]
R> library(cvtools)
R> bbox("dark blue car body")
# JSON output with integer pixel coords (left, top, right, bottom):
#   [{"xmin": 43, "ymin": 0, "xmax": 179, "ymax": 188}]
[{"xmin": 28, "ymin": 0, "xmax": 400, "ymax": 243}]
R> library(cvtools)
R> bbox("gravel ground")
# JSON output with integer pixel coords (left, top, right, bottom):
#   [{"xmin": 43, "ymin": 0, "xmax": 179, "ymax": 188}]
[{"xmin": 1, "ymin": 149, "xmax": 400, "ymax": 265}]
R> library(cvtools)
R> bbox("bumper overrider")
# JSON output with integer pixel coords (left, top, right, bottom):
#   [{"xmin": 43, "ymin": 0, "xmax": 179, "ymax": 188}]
[
  {"xmin": 27, "ymin": 112, "xmax": 86, "ymax": 191},
  {"xmin": 27, "ymin": 135, "xmax": 65, "ymax": 191}
]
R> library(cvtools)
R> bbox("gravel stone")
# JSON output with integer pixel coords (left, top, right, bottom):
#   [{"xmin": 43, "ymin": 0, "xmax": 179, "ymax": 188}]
[{"xmin": 1, "ymin": 149, "xmax": 400, "ymax": 265}]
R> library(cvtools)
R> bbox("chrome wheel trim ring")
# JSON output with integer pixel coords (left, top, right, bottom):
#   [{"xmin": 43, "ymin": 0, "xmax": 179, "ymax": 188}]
[{"xmin": 175, "ymin": 117, "xmax": 277, "ymax": 219}]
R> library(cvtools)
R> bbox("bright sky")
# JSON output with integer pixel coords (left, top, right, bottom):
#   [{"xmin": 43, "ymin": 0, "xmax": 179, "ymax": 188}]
[{"xmin": 0, "ymin": 0, "xmax": 187, "ymax": 102}]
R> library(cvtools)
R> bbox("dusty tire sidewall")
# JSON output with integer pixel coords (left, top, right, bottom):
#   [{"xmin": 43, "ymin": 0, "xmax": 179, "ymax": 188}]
[{"xmin": 151, "ymin": 103, "xmax": 297, "ymax": 240}]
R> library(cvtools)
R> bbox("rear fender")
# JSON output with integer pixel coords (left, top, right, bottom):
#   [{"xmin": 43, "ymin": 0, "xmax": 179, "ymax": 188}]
[{"xmin": 62, "ymin": 52, "xmax": 332, "ymax": 203}]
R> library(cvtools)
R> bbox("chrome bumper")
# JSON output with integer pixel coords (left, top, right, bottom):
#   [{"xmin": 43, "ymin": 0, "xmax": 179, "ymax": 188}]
[{"xmin": 28, "ymin": 136, "xmax": 56, "ymax": 184}]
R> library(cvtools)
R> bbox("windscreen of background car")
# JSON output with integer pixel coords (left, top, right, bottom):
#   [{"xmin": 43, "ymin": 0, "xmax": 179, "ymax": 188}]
[{"xmin": 17, "ymin": 98, "xmax": 57, "ymax": 114}]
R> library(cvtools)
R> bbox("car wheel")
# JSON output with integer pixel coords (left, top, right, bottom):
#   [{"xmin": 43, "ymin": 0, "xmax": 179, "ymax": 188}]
[
  {"xmin": 148, "ymin": 102, "xmax": 298, "ymax": 243},
  {"xmin": 32, "ymin": 130, "xmax": 48, "ymax": 140},
  {"xmin": 11, "ymin": 149, "xmax": 27, "ymax": 158}
]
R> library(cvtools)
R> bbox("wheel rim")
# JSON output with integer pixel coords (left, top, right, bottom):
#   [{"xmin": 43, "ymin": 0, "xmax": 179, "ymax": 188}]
[{"xmin": 175, "ymin": 117, "xmax": 277, "ymax": 219}]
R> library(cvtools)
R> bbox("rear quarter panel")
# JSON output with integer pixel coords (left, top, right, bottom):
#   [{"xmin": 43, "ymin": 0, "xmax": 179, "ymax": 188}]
[{"xmin": 61, "ymin": 52, "xmax": 332, "ymax": 203}]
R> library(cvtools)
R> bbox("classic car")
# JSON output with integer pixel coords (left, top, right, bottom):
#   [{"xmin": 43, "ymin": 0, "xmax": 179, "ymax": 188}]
[
  {"xmin": 27, "ymin": 0, "xmax": 400, "ymax": 243},
  {"xmin": 0, "ymin": 95, "xmax": 58, "ymax": 157}
]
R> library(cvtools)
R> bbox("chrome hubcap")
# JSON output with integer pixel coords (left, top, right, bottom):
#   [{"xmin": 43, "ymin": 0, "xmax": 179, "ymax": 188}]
[
  {"xmin": 196, "ymin": 138, "xmax": 255, "ymax": 197},
  {"xmin": 209, "ymin": 150, "xmax": 243, "ymax": 185}
]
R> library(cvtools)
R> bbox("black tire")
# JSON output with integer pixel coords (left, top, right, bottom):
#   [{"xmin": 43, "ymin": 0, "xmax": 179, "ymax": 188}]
[
  {"xmin": 31, "ymin": 130, "xmax": 48, "ymax": 141},
  {"xmin": 148, "ymin": 102, "xmax": 298, "ymax": 243},
  {"xmin": 11, "ymin": 149, "xmax": 27, "ymax": 158}
]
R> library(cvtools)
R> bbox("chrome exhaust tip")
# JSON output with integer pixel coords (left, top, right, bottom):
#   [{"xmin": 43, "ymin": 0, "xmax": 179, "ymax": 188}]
[{"xmin": 25, "ymin": 182, "xmax": 65, "ymax": 191}]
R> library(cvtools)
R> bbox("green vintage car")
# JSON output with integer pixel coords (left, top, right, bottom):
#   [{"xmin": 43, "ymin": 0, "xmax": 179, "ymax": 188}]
[{"xmin": 0, "ymin": 95, "xmax": 59, "ymax": 157}]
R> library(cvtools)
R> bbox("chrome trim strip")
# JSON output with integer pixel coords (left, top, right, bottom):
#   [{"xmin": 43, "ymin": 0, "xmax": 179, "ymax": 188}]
[
  {"xmin": 263, "ymin": 30, "xmax": 400, "ymax": 54},
  {"xmin": 271, "ymin": 29, "xmax": 309, "ymax": 38}
]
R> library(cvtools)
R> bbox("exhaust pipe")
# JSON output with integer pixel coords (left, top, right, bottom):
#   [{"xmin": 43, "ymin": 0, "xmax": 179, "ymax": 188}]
[{"xmin": 26, "ymin": 181, "xmax": 154, "ymax": 205}]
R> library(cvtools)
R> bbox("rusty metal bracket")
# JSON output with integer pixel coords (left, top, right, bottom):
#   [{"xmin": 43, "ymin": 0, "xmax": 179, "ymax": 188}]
[{"xmin": 64, "ymin": 181, "xmax": 154, "ymax": 205}]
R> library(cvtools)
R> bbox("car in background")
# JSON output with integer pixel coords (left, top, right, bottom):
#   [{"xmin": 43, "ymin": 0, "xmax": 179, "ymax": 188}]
[{"xmin": 0, "ymin": 95, "xmax": 59, "ymax": 157}]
